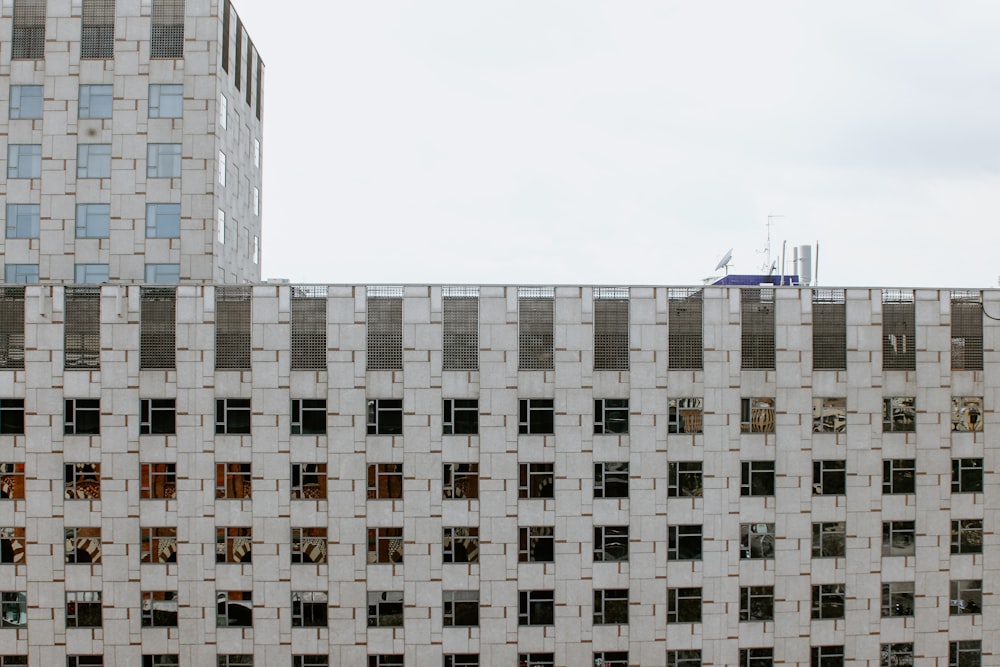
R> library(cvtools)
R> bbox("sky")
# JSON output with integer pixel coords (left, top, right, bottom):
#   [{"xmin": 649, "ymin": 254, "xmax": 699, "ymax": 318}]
[{"xmin": 233, "ymin": 1, "xmax": 1000, "ymax": 288}]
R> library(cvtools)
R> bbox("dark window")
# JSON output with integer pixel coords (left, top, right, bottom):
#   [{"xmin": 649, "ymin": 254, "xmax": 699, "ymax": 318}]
[
  {"xmin": 443, "ymin": 463, "xmax": 479, "ymax": 499},
  {"xmin": 950, "ymin": 580, "xmax": 982, "ymax": 615},
  {"xmin": 811, "ymin": 646, "xmax": 844, "ymax": 667},
  {"xmin": 812, "ymin": 288, "xmax": 846, "ymax": 370},
  {"xmin": 880, "ymin": 644, "xmax": 913, "ymax": 667},
  {"xmin": 367, "ymin": 287, "xmax": 402, "ymax": 370},
  {"xmin": 881, "ymin": 581, "xmax": 914, "ymax": 617},
  {"xmin": 813, "ymin": 460, "xmax": 846, "ymax": 495},
  {"xmin": 741, "ymin": 461, "xmax": 775, "ymax": 496},
  {"xmin": 66, "ymin": 591, "xmax": 102, "ymax": 627},
  {"xmin": 882, "ymin": 459, "xmax": 915, "ymax": 494},
  {"xmin": 141, "ymin": 591, "xmax": 177, "ymax": 627},
  {"xmin": 0, "ymin": 592, "xmax": 27, "ymax": 628},
  {"xmin": 67, "ymin": 657, "xmax": 104, "ymax": 667},
  {"xmin": 442, "ymin": 399, "xmax": 478, "ymax": 435},
  {"xmin": 290, "ymin": 528, "xmax": 327, "ymax": 564},
  {"xmin": 882, "ymin": 521, "xmax": 916, "ymax": 557},
  {"xmin": 215, "ymin": 286, "xmax": 251, "ymax": 370},
  {"xmin": 951, "ymin": 291, "xmax": 983, "ymax": 370},
  {"xmin": 741, "ymin": 398, "xmax": 775, "ymax": 433},
  {"xmin": 367, "ymin": 527, "xmax": 403, "ymax": 564},
  {"xmin": 593, "ymin": 653, "xmax": 629, "ymax": 667},
  {"xmin": 290, "ymin": 463, "xmax": 327, "ymax": 499},
  {"xmin": 150, "ymin": 0, "xmax": 184, "ymax": 58},
  {"xmin": 949, "ymin": 641, "xmax": 981, "ymax": 667},
  {"xmin": 291, "ymin": 592, "xmax": 327, "ymax": 627},
  {"xmin": 669, "ymin": 398, "xmax": 703, "ymax": 434},
  {"xmin": 667, "ymin": 524, "xmax": 702, "ymax": 561},
  {"xmin": 593, "ymin": 287, "xmax": 629, "ymax": 370},
  {"xmin": 442, "ymin": 527, "xmax": 479, "ymax": 564},
  {"xmin": 518, "ymin": 527, "xmax": 554, "ymax": 563},
  {"xmin": 741, "ymin": 523, "xmax": 775, "ymax": 559},
  {"xmin": 217, "ymin": 656, "xmax": 253, "ymax": 667},
  {"xmin": 290, "ymin": 286, "xmax": 327, "ymax": 370},
  {"xmin": 140, "ymin": 287, "xmax": 176, "ymax": 369},
  {"xmin": 518, "ymin": 590, "xmax": 554, "ymax": 625},
  {"xmin": 140, "ymin": 399, "xmax": 175, "ymax": 435},
  {"xmin": 443, "ymin": 657, "xmax": 478, "ymax": 667},
  {"xmin": 442, "ymin": 590, "xmax": 479, "ymax": 627},
  {"xmin": 518, "ymin": 287, "xmax": 554, "ymax": 370},
  {"xmin": 215, "ymin": 398, "xmax": 251, "ymax": 434},
  {"xmin": 666, "ymin": 587, "xmax": 701, "ymax": 623},
  {"xmin": 668, "ymin": 288, "xmax": 703, "ymax": 370},
  {"xmin": 812, "ymin": 522, "xmax": 846, "ymax": 558},
  {"xmin": 142, "ymin": 657, "xmax": 178, "ymax": 667},
  {"xmin": 367, "ymin": 657, "xmax": 403, "ymax": 667},
  {"xmin": 0, "ymin": 400, "xmax": 24, "ymax": 435},
  {"xmin": 668, "ymin": 461, "xmax": 703, "ymax": 497},
  {"xmin": 594, "ymin": 398, "xmax": 628, "ymax": 434},
  {"xmin": 367, "ymin": 464, "xmax": 403, "ymax": 499},
  {"xmin": 594, "ymin": 462, "xmax": 628, "ymax": 499},
  {"xmin": 741, "ymin": 288, "xmax": 775, "ymax": 369},
  {"xmin": 518, "ymin": 463, "xmax": 554, "ymax": 499},
  {"xmin": 740, "ymin": 648, "xmax": 773, "ymax": 667},
  {"xmin": 366, "ymin": 591, "xmax": 403, "ymax": 627},
  {"xmin": 811, "ymin": 585, "xmax": 845, "ymax": 619},
  {"xmin": 740, "ymin": 586, "xmax": 774, "ymax": 621},
  {"xmin": 593, "ymin": 588, "xmax": 628, "ymax": 624},
  {"xmin": 882, "ymin": 289, "xmax": 915, "ymax": 370},
  {"xmin": 593, "ymin": 525, "xmax": 629, "ymax": 562},
  {"xmin": 518, "ymin": 656, "xmax": 554, "ymax": 667},
  {"xmin": 65, "ymin": 287, "xmax": 100, "ymax": 369},
  {"xmin": 291, "ymin": 399, "xmax": 326, "ymax": 435},
  {"xmin": 442, "ymin": 287, "xmax": 479, "ymax": 370},
  {"xmin": 519, "ymin": 399, "xmax": 554, "ymax": 434},
  {"xmin": 951, "ymin": 519, "xmax": 982, "ymax": 555},
  {"xmin": 367, "ymin": 399, "xmax": 403, "ymax": 435},
  {"xmin": 217, "ymin": 591, "xmax": 252, "ymax": 627},
  {"xmin": 952, "ymin": 458, "xmax": 984, "ymax": 493},
  {"xmin": 292, "ymin": 658, "xmax": 328, "ymax": 667}
]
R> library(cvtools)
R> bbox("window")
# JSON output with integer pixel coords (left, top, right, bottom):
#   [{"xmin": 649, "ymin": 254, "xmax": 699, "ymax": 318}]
[
  {"xmin": 219, "ymin": 93, "xmax": 228, "ymax": 128},
  {"xmin": 442, "ymin": 287, "xmax": 478, "ymax": 370},
  {"xmin": 813, "ymin": 460, "xmax": 846, "ymax": 495},
  {"xmin": 147, "ymin": 143, "xmax": 182, "ymax": 178},
  {"xmin": 518, "ymin": 590, "xmax": 554, "ymax": 625},
  {"xmin": 742, "ymin": 288, "xmax": 775, "ymax": 369},
  {"xmin": 215, "ymin": 398, "xmax": 250, "ymax": 434},
  {"xmin": 291, "ymin": 399, "xmax": 326, "ymax": 435},
  {"xmin": 291, "ymin": 528, "xmax": 327, "ymax": 564},
  {"xmin": 218, "ymin": 150, "xmax": 227, "ymax": 185},
  {"xmin": 443, "ymin": 527, "xmax": 479, "ymax": 563},
  {"xmin": 882, "ymin": 459, "xmax": 915, "ymax": 494},
  {"xmin": 253, "ymin": 188, "xmax": 259, "ymax": 216},
  {"xmin": 217, "ymin": 657, "xmax": 252, "ymax": 667},
  {"xmin": 951, "ymin": 290, "xmax": 983, "ymax": 371},
  {"xmin": 216, "ymin": 463, "xmax": 251, "ymax": 499},
  {"xmin": 812, "ymin": 522, "xmax": 846, "ymax": 558},
  {"xmin": 7, "ymin": 145, "xmax": 40, "ymax": 178},
  {"xmin": 518, "ymin": 463, "xmax": 554, "ymax": 499},
  {"xmin": 668, "ymin": 524, "xmax": 702, "ymax": 561},
  {"xmin": 74, "ymin": 264, "xmax": 108, "ymax": 284},
  {"xmin": 64, "ymin": 464, "xmax": 100, "ymax": 500},
  {"xmin": 77, "ymin": 144, "xmax": 111, "ymax": 178},
  {"xmin": 141, "ymin": 591, "xmax": 178, "ymax": 627},
  {"xmin": 741, "ymin": 398, "xmax": 775, "ymax": 433},
  {"xmin": 740, "ymin": 648, "xmax": 773, "ymax": 667},
  {"xmin": 442, "ymin": 590, "xmax": 479, "ymax": 627},
  {"xmin": 65, "ymin": 527, "xmax": 101, "ymax": 564},
  {"xmin": 140, "ymin": 288, "xmax": 175, "ymax": 369},
  {"xmin": 741, "ymin": 461, "xmax": 775, "ymax": 496},
  {"xmin": 367, "ymin": 463, "xmax": 403, "ymax": 499},
  {"xmin": 952, "ymin": 458, "xmax": 983, "ymax": 493},
  {"xmin": 367, "ymin": 527, "xmax": 403, "ymax": 564},
  {"xmin": 290, "ymin": 463, "xmax": 327, "ymax": 499},
  {"xmin": 668, "ymin": 288, "xmax": 703, "ymax": 369},
  {"xmin": 811, "ymin": 584, "xmax": 845, "ymax": 619},
  {"xmin": 4, "ymin": 265, "xmax": 38, "ymax": 283},
  {"xmin": 290, "ymin": 286, "xmax": 326, "ymax": 370},
  {"xmin": 880, "ymin": 644, "xmax": 913, "ymax": 667},
  {"xmin": 0, "ymin": 287, "xmax": 25, "ymax": 369},
  {"xmin": 12, "ymin": 0, "xmax": 45, "ymax": 59},
  {"xmin": 367, "ymin": 399, "xmax": 403, "ymax": 435},
  {"xmin": 291, "ymin": 592, "xmax": 327, "ymax": 627},
  {"xmin": 883, "ymin": 397, "xmax": 915, "ymax": 433},
  {"xmin": 882, "ymin": 521, "xmax": 915, "ymax": 557},
  {"xmin": 666, "ymin": 650, "xmax": 702, "ymax": 667},
  {"xmin": 950, "ymin": 579, "xmax": 981, "ymax": 615},
  {"xmin": 813, "ymin": 289, "xmax": 846, "ymax": 369},
  {"xmin": 881, "ymin": 581, "xmax": 914, "ymax": 617},
  {"xmin": 145, "ymin": 263, "xmax": 180, "ymax": 284},
  {"xmin": 740, "ymin": 586, "xmax": 774, "ymax": 621},
  {"xmin": 1, "ymin": 464, "xmax": 26, "ymax": 500},
  {"xmin": 519, "ymin": 287, "xmax": 554, "ymax": 370},
  {"xmin": 145, "ymin": 203, "xmax": 180, "ymax": 238},
  {"xmin": 594, "ymin": 525, "xmax": 629, "ymax": 562},
  {"xmin": 0, "ymin": 591, "xmax": 27, "ymax": 627},
  {"xmin": 883, "ymin": 289, "xmax": 915, "ymax": 370},
  {"xmin": 367, "ymin": 591, "xmax": 403, "ymax": 627},
  {"xmin": 139, "ymin": 398, "xmax": 175, "ymax": 435},
  {"xmin": 65, "ymin": 399, "xmax": 100, "ymax": 435},
  {"xmin": 518, "ymin": 526, "xmax": 554, "ymax": 563},
  {"xmin": 593, "ymin": 588, "xmax": 628, "ymax": 625},
  {"xmin": 811, "ymin": 646, "xmax": 844, "ymax": 667},
  {"xmin": 292, "ymin": 658, "xmax": 327, "ymax": 667},
  {"xmin": 668, "ymin": 398, "xmax": 703, "ymax": 434},
  {"xmin": 216, "ymin": 527, "xmax": 252, "ymax": 563},
  {"xmin": 950, "ymin": 640, "xmax": 981, "ymax": 667},
  {"xmin": 5, "ymin": 204, "xmax": 39, "ymax": 239},
  {"xmin": 149, "ymin": 84, "xmax": 183, "ymax": 118},
  {"xmin": 368, "ymin": 658, "xmax": 403, "ymax": 667},
  {"xmin": 740, "ymin": 523, "xmax": 775, "ymax": 559},
  {"xmin": 253, "ymin": 139, "xmax": 261, "ymax": 168},
  {"xmin": 79, "ymin": 85, "xmax": 113, "ymax": 119},
  {"xmin": 593, "ymin": 287, "xmax": 629, "ymax": 370},
  {"xmin": 150, "ymin": 0, "xmax": 184, "ymax": 58},
  {"xmin": 442, "ymin": 399, "xmax": 478, "ymax": 435},
  {"xmin": 666, "ymin": 587, "xmax": 702, "ymax": 623},
  {"xmin": 66, "ymin": 591, "xmax": 102, "ymax": 627},
  {"xmin": 443, "ymin": 655, "xmax": 479, "ymax": 667},
  {"xmin": 67, "ymin": 657, "xmax": 104, "ymax": 667},
  {"xmin": 9, "ymin": 85, "xmax": 43, "ymax": 119},
  {"xmin": 0, "ymin": 400, "xmax": 24, "ymax": 435},
  {"xmin": 443, "ymin": 463, "xmax": 478, "ymax": 499},
  {"xmin": 0, "ymin": 527, "xmax": 26, "ymax": 564},
  {"xmin": 140, "ymin": 527, "xmax": 177, "ymax": 563},
  {"xmin": 518, "ymin": 655, "xmax": 554, "ymax": 667},
  {"xmin": 951, "ymin": 519, "xmax": 982, "ymax": 554},
  {"xmin": 139, "ymin": 464, "xmax": 175, "ymax": 500},
  {"xmin": 65, "ymin": 286, "xmax": 100, "ymax": 369},
  {"xmin": 668, "ymin": 461, "xmax": 703, "ymax": 497},
  {"xmin": 215, "ymin": 285, "xmax": 251, "ymax": 369},
  {"xmin": 594, "ymin": 398, "xmax": 628, "ymax": 434},
  {"xmin": 952, "ymin": 396, "xmax": 984, "ymax": 432},
  {"xmin": 142, "ymin": 658, "xmax": 178, "ymax": 667},
  {"xmin": 252, "ymin": 236, "xmax": 259, "ymax": 265},
  {"xmin": 594, "ymin": 462, "xmax": 628, "ymax": 499},
  {"xmin": 593, "ymin": 653, "xmax": 629, "ymax": 667},
  {"xmin": 217, "ymin": 209, "xmax": 226, "ymax": 243},
  {"xmin": 519, "ymin": 398, "xmax": 554, "ymax": 434},
  {"xmin": 367, "ymin": 286, "xmax": 402, "ymax": 370},
  {"xmin": 217, "ymin": 591, "xmax": 252, "ymax": 627},
  {"xmin": 81, "ymin": 0, "xmax": 115, "ymax": 59},
  {"xmin": 812, "ymin": 397, "xmax": 846, "ymax": 433}
]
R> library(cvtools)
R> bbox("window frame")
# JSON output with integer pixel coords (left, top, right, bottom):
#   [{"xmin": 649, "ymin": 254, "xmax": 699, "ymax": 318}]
[
  {"xmin": 740, "ymin": 397, "xmax": 775, "ymax": 434},
  {"xmin": 145, "ymin": 202, "xmax": 181, "ymax": 238},
  {"xmin": 883, "ymin": 397, "xmax": 916, "ymax": 433},
  {"xmin": 811, "ymin": 584, "xmax": 845, "ymax": 620},
  {"xmin": 949, "ymin": 640, "xmax": 981, "ymax": 667},
  {"xmin": 442, "ymin": 398, "xmax": 478, "ymax": 435},
  {"xmin": 0, "ymin": 463, "xmax": 26, "ymax": 499},
  {"xmin": 667, "ymin": 524, "xmax": 703, "ymax": 561},
  {"xmin": 812, "ymin": 522, "xmax": 846, "ymax": 559},
  {"xmin": 64, "ymin": 463, "xmax": 101, "ymax": 500},
  {"xmin": 139, "ymin": 398, "xmax": 176, "ymax": 435},
  {"xmin": 594, "ymin": 398, "xmax": 628, "ymax": 434},
  {"xmin": 518, "ymin": 462, "xmax": 554, "ymax": 499},
  {"xmin": 740, "ymin": 460, "xmax": 775, "ymax": 496},
  {"xmin": 882, "ymin": 521, "xmax": 916, "ymax": 557},
  {"xmin": 366, "ymin": 590, "xmax": 404, "ymax": 627},
  {"xmin": 291, "ymin": 591, "xmax": 328, "ymax": 628},
  {"xmin": 442, "ymin": 527, "xmax": 479, "ymax": 564},
  {"xmin": 880, "ymin": 644, "xmax": 913, "ymax": 667},
  {"xmin": 740, "ymin": 523, "xmax": 775, "ymax": 559},
  {"xmin": 740, "ymin": 648, "xmax": 774, "ymax": 667},
  {"xmin": 290, "ymin": 527, "xmax": 327, "ymax": 564},
  {"xmin": 215, "ymin": 462, "xmax": 252, "ymax": 499},
  {"xmin": 952, "ymin": 458, "xmax": 984, "ymax": 493},
  {"xmin": 594, "ymin": 461, "xmax": 628, "ymax": 499},
  {"xmin": 519, "ymin": 398, "xmax": 555, "ymax": 435},
  {"xmin": 78, "ymin": 84, "xmax": 113, "ymax": 119},
  {"xmin": 666, "ymin": 650, "xmax": 702, "ymax": 667},
  {"xmin": 442, "ymin": 463, "xmax": 479, "ymax": 499},
  {"xmin": 290, "ymin": 463, "xmax": 327, "ymax": 500},
  {"xmin": 882, "ymin": 459, "xmax": 916, "ymax": 494},
  {"xmin": 140, "ymin": 590, "xmax": 178, "ymax": 628},
  {"xmin": 0, "ymin": 527, "xmax": 26, "ymax": 564},
  {"xmin": 0, "ymin": 399, "xmax": 25, "ymax": 435},
  {"xmin": 146, "ymin": 143, "xmax": 182, "ymax": 178},
  {"xmin": 950, "ymin": 579, "xmax": 982, "ymax": 615},
  {"xmin": 367, "ymin": 527, "xmax": 404, "ymax": 564},
  {"xmin": 64, "ymin": 526, "xmax": 101, "ymax": 564},
  {"xmin": 668, "ymin": 397, "xmax": 704, "ymax": 434},
  {"xmin": 215, "ymin": 398, "xmax": 251, "ymax": 435},
  {"xmin": 593, "ymin": 588, "xmax": 629, "ymax": 625},
  {"xmin": 442, "ymin": 590, "xmax": 479, "ymax": 627},
  {"xmin": 77, "ymin": 143, "xmax": 112, "ymax": 179},
  {"xmin": 880, "ymin": 581, "xmax": 914, "ymax": 617},
  {"xmin": 216, "ymin": 590, "xmax": 253, "ymax": 627},
  {"xmin": 215, "ymin": 527, "xmax": 252, "ymax": 563},
  {"xmin": 9, "ymin": 85, "xmax": 43, "ymax": 119},
  {"xmin": 7, "ymin": 144, "xmax": 41, "ymax": 179},
  {"xmin": 65, "ymin": 591, "xmax": 103, "ymax": 628},
  {"xmin": 951, "ymin": 519, "xmax": 983, "ymax": 555},
  {"xmin": 148, "ymin": 83, "xmax": 183, "ymax": 118},
  {"xmin": 139, "ymin": 463, "xmax": 176, "ymax": 500},
  {"xmin": 739, "ymin": 585, "xmax": 774, "ymax": 622},
  {"xmin": 367, "ymin": 463, "xmax": 403, "ymax": 500},
  {"xmin": 667, "ymin": 461, "xmax": 703, "ymax": 497},
  {"xmin": 518, "ymin": 589, "xmax": 555, "ymax": 626},
  {"xmin": 6, "ymin": 203, "xmax": 40, "ymax": 238},
  {"xmin": 666, "ymin": 586, "xmax": 702, "ymax": 623},
  {"xmin": 593, "ymin": 525, "xmax": 629, "ymax": 562},
  {"xmin": 366, "ymin": 399, "xmax": 403, "ymax": 435},
  {"xmin": 812, "ymin": 460, "xmax": 846, "ymax": 496},
  {"xmin": 518, "ymin": 526, "xmax": 554, "ymax": 563}
]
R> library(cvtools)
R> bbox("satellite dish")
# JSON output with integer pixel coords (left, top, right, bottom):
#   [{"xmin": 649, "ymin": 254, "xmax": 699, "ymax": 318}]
[{"xmin": 715, "ymin": 248, "xmax": 733, "ymax": 273}]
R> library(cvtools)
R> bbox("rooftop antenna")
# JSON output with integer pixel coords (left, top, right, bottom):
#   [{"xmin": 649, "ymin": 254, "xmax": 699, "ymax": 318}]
[
  {"xmin": 760, "ymin": 214, "xmax": 784, "ymax": 272},
  {"xmin": 715, "ymin": 248, "xmax": 733, "ymax": 275}
]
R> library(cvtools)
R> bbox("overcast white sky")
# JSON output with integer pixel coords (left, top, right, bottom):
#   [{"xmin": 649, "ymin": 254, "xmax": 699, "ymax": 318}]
[{"xmin": 234, "ymin": 1, "xmax": 1000, "ymax": 288}]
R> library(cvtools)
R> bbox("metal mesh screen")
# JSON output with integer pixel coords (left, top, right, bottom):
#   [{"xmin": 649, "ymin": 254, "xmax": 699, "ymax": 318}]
[
  {"xmin": 0, "ymin": 287, "xmax": 25, "ymax": 370},
  {"xmin": 812, "ymin": 289, "xmax": 846, "ymax": 370},
  {"xmin": 65, "ymin": 287, "xmax": 100, "ymax": 369},
  {"xmin": 519, "ymin": 287, "xmax": 554, "ymax": 370},
  {"xmin": 442, "ymin": 287, "xmax": 478, "ymax": 371},
  {"xmin": 215, "ymin": 286, "xmax": 251, "ymax": 370},
  {"xmin": 12, "ymin": 0, "xmax": 46, "ymax": 60},
  {"xmin": 741, "ymin": 288, "xmax": 775, "ymax": 370},
  {"xmin": 951, "ymin": 290, "xmax": 983, "ymax": 371},
  {"xmin": 367, "ymin": 287, "xmax": 403, "ymax": 370},
  {"xmin": 594, "ymin": 288, "xmax": 628, "ymax": 371},
  {"xmin": 882, "ymin": 289, "xmax": 915, "ymax": 370},
  {"xmin": 81, "ymin": 0, "xmax": 114, "ymax": 59},
  {"xmin": 141, "ymin": 287, "xmax": 176, "ymax": 369},
  {"xmin": 291, "ymin": 286, "xmax": 327, "ymax": 370},
  {"xmin": 668, "ymin": 288, "xmax": 703, "ymax": 370},
  {"xmin": 150, "ymin": 0, "xmax": 184, "ymax": 58}
]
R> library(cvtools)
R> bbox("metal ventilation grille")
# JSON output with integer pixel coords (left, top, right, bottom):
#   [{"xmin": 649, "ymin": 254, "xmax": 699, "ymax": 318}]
[
  {"xmin": 81, "ymin": 0, "xmax": 114, "ymax": 59},
  {"xmin": 594, "ymin": 288, "xmax": 628, "ymax": 371},
  {"xmin": 141, "ymin": 287, "xmax": 176, "ymax": 370},
  {"xmin": 215, "ymin": 286, "xmax": 251, "ymax": 370},
  {"xmin": 65, "ymin": 287, "xmax": 101, "ymax": 370},
  {"xmin": 812, "ymin": 289, "xmax": 846, "ymax": 370},
  {"xmin": 951, "ymin": 290, "xmax": 983, "ymax": 371},
  {"xmin": 882, "ymin": 289, "xmax": 915, "ymax": 371},
  {"xmin": 12, "ymin": 0, "xmax": 46, "ymax": 60},
  {"xmin": 150, "ymin": 0, "xmax": 184, "ymax": 58},
  {"xmin": 442, "ymin": 287, "xmax": 479, "ymax": 371},
  {"xmin": 518, "ymin": 287, "xmax": 554, "ymax": 371},
  {"xmin": 291, "ymin": 286, "xmax": 327, "ymax": 370},
  {"xmin": 668, "ymin": 288, "xmax": 703, "ymax": 370},
  {"xmin": 367, "ymin": 287, "xmax": 403, "ymax": 370},
  {"xmin": 0, "ymin": 287, "xmax": 26, "ymax": 370},
  {"xmin": 741, "ymin": 288, "xmax": 775, "ymax": 370}
]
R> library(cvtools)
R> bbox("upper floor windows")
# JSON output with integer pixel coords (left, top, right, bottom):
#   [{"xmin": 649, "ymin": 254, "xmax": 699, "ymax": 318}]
[
  {"xmin": 149, "ymin": 84, "xmax": 183, "ymax": 118},
  {"xmin": 6, "ymin": 204, "xmax": 39, "ymax": 239},
  {"xmin": 79, "ymin": 85, "xmax": 113, "ymax": 119},
  {"xmin": 8, "ymin": 145, "xmax": 41, "ymax": 179},
  {"xmin": 668, "ymin": 288, "xmax": 703, "ymax": 369},
  {"xmin": 76, "ymin": 204, "xmax": 110, "ymax": 239},
  {"xmin": 519, "ymin": 399, "xmax": 554, "ymax": 435},
  {"xmin": 367, "ymin": 399, "xmax": 402, "ymax": 435},
  {"xmin": 9, "ymin": 85, "xmax": 43, "ymax": 119},
  {"xmin": 147, "ymin": 144, "xmax": 181, "ymax": 178},
  {"xmin": 146, "ymin": 203, "xmax": 180, "ymax": 238},
  {"xmin": 442, "ymin": 399, "xmax": 478, "ymax": 435},
  {"xmin": 594, "ymin": 398, "xmax": 627, "ymax": 435},
  {"xmin": 741, "ymin": 398, "xmax": 775, "ymax": 434},
  {"xmin": 140, "ymin": 287, "xmax": 176, "ymax": 369},
  {"xmin": 290, "ymin": 286, "xmax": 327, "ymax": 370}
]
